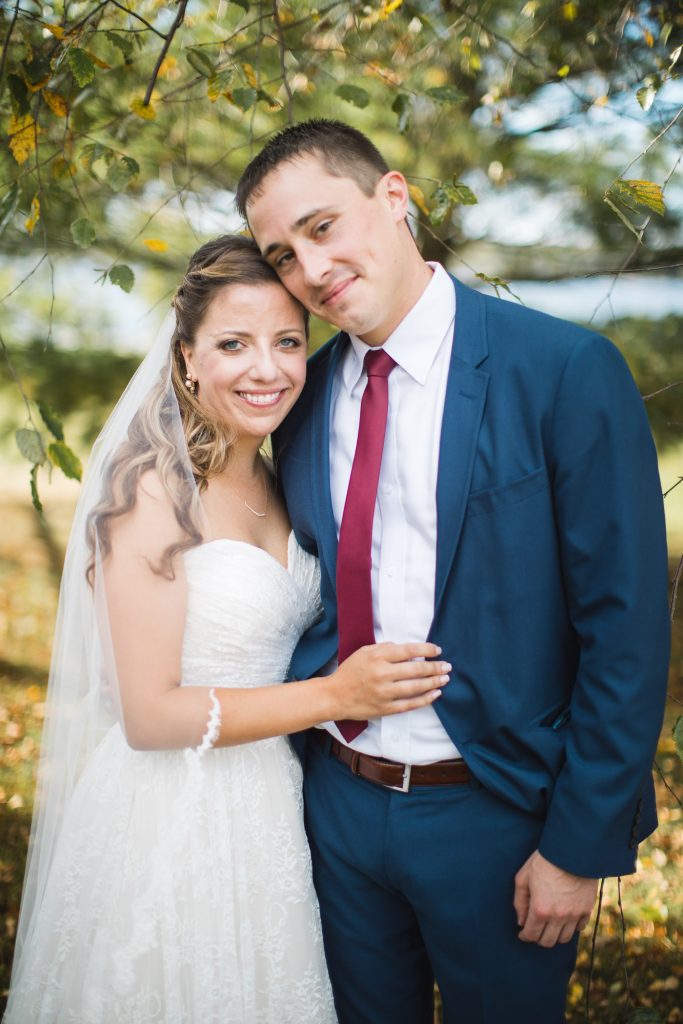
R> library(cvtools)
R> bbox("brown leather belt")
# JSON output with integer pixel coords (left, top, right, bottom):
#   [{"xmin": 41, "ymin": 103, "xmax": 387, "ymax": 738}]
[{"xmin": 313, "ymin": 731, "xmax": 470, "ymax": 792}]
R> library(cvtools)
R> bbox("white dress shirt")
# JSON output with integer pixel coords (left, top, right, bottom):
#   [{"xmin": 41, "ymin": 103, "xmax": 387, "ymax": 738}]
[{"xmin": 321, "ymin": 263, "xmax": 461, "ymax": 765}]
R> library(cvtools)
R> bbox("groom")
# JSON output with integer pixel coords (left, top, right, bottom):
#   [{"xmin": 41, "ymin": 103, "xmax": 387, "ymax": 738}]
[{"xmin": 236, "ymin": 121, "xmax": 669, "ymax": 1023}]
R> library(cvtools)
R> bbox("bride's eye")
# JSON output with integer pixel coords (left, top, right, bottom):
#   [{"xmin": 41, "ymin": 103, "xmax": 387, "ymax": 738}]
[
  {"xmin": 220, "ymin": 339, "xmax": 242, "ymax": 351},
  {"xmin": 278, "ymin": 337, "xmax": 303, "ymax": 349}
]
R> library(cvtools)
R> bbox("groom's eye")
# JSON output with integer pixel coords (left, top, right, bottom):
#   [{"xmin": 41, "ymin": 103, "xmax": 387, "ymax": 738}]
[{"xmin": 275, "ymin": 251, "xmax": 294, "ymax": 270}]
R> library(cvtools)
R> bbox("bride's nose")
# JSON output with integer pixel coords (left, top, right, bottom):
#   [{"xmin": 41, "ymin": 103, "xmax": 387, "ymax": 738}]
[{"xmin": 248, "ymin": 344, "xmax": 280, "ymax": 382}]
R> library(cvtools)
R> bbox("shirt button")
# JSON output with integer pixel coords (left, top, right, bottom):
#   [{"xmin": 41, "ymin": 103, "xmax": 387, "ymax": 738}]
[{"xmin": 383, "ymin": 484, "xmax": 394, "ymax": 496}]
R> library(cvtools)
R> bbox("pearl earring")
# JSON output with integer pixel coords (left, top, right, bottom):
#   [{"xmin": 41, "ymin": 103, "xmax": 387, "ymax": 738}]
[{"xmin": 185, "ymin": 374, "xmax": 196, "ymax": 395}]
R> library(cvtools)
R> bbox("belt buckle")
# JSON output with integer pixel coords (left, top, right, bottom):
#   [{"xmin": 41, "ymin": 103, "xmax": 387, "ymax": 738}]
[{"xmin": 386, "ymin": 763, "xmax": 412, "ymax": 793}]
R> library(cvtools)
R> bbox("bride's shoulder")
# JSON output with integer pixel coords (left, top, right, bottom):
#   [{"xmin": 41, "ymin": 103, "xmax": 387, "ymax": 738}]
[{"xmin": 107, "ymin": 469, "xmax": 187, "ymax": 559}]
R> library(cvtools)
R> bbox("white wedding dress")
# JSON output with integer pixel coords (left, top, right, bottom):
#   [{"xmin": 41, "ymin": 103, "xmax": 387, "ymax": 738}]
[{"xmin": 5, "ymin": 534, "xmax": 337, "ymax": 1024}]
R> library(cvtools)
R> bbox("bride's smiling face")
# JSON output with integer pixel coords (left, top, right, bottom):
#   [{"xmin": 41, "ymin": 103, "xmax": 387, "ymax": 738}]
[{"xmin": 182, "ymin": 281, "xmax": 307, "ymax": 444}]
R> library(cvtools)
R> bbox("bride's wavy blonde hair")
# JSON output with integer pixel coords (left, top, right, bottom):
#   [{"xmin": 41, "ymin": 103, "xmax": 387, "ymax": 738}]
[{"xmin": 86, "ymin": 235, "xmax": 307, "ymax": 582}]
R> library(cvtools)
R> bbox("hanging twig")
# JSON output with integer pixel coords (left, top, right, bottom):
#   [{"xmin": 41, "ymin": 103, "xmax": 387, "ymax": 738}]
[
  {"xmin": 617, "ymin": 877, "xmax": 633, "ymax": 1007},
  {"xmin": 584, "ymin": 878, "xmax": 605, "ymax": 1022},
  {"xmin": 272, "ymin": 0, "xmax": 294, "ymax": 123}
]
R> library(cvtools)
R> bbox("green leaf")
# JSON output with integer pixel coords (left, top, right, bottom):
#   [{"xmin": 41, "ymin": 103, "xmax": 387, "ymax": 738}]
[
  {"xmin": 447, "ymin": 180, "xmax": 478, "ymax": 205},
  {"xmin": 30, "ymin": 465, "xmax": 43, "ymax": 516},
  {"xmin": 106, "ymin": 156, "xmax": 140, "ymax": 193},
  {"xmin": 230, "ymin": 87, "xmax": 258, "ymax": 111},
  {"xmin": 636, "ymin": 84, "xmax": 657, "ymax": 111},
  {"xmin": 610, "ymin": 178, "xmax": 665, "ymax": 216},
  {"xmin": 7, "ymin": 73, "xmax": 30, "ymax": 117},
  {"xmin": 231, "ymin": 0, "xmax": 250, "ymax": 10},
  {"xmin": 429, "ymin": 185, "xmax": 452, "ymax": 226},
  {"xmin": 109, "ymin": 264, "xmax": 135, "ymax": 293},
  {"xmin": 392, "ymin": 94, "xmax": 412, "ymax": 133},
  {"xmin": 38, "ymin": 402, "xmax": 65, "ymax": 441},
  {"xmin": 70, "ymin": 217, "xmax": 96, "ymax": 248},
  {"xmin": 336, "ymin": 84, "xmax": 370, "ymax": 108},
  {"xmin": 0, "ymin": 183, "xmax": 19, "ymax": 236},
  {"xmin": 627, "ymin": 1009, "xmax": 663, "ymax": 1023},
  {"xmin": 186, "ymin": 47, "xmax": 216, "ymax": 77},
  {"xmin": 426, "ymin": 85, "xmax": 466, "ymax": 105},
  {"xmin": 207, "ymin": 67, "xmax": 234, "ymax": 99},
  {"xmin": 48, "ymin": 441, "xmax": 82, "ymax": 481},
  {"xmin": 80, "ymin": 142, "xmax": 113, "ymax": 176},
  {"xmin": 105, "ymin": 31, "xmax": 134, "ymax": 60},
  {"xmin": 65, "ymin": 47, "xmax": 96, "ymax": 88},
  {"xmin": 22, "ymin": 54, "xmax": 51, "ymax": 87},
  {"xmin": 15, "ymin": 428, "xmax": 45, "ymax": 465},
  {"xmin": 674, "ymin": 715, "xmax": 683, "ymax": 762}
]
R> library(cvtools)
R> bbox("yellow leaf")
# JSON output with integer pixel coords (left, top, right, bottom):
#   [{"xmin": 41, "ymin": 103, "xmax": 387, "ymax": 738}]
[
  {"xmin": 44, "ymin": 23, "xmax": 66, "ymax": 39},
  {"xmin": 594, "ymin": 94, "xmax": 609, "ymax": 107},
  {"xmin": 26, "ymin": 685, "xmax": 42, "ymax": 702},
  {"xmin": 158, "ymin": 55, "xmax": 177, "ymax": 77},
  {"xmin": 561, "ymin": 2, "xmax": 578, "ymax": 21},
  {"xmin": 43, "ymin": 89, "xmax": 68, "ymax": 117},
  {"xmin": 278, "ymin": 8, "xmax": 295, "ymax": 24},
  {"xmin": 243, "ymin": 63, "xmax": 258, "ymax": 88},
  {"xmin": 25, "ymin": 195, "xmax": 41, "ymax": 235},
  {"xmin": 644, "ymin": 29, "xmax": 654, "ymax": 47},
  {"xmin": 86, "ymin": 50, "xmax": 111, "ymax": 69},
  {"xmin": 8, "ymin": 114, "xmax": 37, "ymax": 165},
  {"xmin": 130, "ymin": 97, "xmax": 156, "ymax": 120},
  {"xmin": 557, "ymin": 64, "xmax": 570, "ymax": 77},
  {"xmin": 408, "ymin": 184, "xmax": 429, "ymax": 217},
  {"xmin": 379, "ymin": 0, "xmax": 404, "ymax": 18},
  {"xmin": 142, "ymin": 238, "xmax": 169, "ymax": 252}
]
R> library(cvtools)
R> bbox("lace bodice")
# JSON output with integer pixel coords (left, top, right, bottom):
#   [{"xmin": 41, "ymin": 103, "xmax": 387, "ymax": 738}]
[{"xmin": 181, "ymin": 532, "xmax": 322, "ymax": 689}]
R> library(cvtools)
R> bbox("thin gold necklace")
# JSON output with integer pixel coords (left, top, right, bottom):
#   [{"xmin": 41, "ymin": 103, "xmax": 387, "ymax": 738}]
[{"xmin": 226, "ymin": 462, "xmax": 269, "ymax": 518}]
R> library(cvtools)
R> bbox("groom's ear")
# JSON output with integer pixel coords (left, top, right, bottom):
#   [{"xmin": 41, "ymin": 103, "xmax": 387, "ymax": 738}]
[{"xmin": 377, "ymin": 170, "xmax": 410, "ymax": 224}]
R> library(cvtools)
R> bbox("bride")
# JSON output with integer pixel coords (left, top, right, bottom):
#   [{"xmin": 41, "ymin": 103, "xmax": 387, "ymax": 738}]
[{"xmin": 4, "ymin": 235, "xmax": 446, "ymax": 1023}]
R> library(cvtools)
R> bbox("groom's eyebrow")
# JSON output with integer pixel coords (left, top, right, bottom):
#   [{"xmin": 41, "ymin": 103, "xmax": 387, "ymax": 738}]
[{"xmin": 262, "ymin": 207, "xmax": 328, "ymax": 260}]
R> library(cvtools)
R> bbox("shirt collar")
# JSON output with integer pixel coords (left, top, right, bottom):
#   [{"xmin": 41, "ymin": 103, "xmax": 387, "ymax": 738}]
[{"xmin": 341, "ymin": 263, "xmax": 455, "ymax": 393}]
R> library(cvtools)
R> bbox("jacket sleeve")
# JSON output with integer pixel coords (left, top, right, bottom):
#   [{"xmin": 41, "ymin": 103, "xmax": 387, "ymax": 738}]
[{"xmin": 537, "ymin": 331, "xmax": 670, "ymax": 878}]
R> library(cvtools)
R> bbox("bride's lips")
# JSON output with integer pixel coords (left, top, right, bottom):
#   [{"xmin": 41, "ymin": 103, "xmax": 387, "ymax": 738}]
[
  {"xmin": 236, "ymin": 389, "xmax": 287, "ymax": 408},
  {"xmin": 321, "ymin": 276, "xmax": 357, "ymax": 308}
]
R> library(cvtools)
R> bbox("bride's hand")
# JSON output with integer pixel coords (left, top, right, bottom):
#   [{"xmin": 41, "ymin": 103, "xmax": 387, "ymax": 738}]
[{"xmin": 328, "ymin": 642, "xmax": 449, "ymax": 720}]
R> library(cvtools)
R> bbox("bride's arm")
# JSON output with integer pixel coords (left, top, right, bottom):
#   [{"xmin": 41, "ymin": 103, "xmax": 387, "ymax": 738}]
[{"xmin": 103, "ymin": 475, "xmax": 447, "ymax": 752}]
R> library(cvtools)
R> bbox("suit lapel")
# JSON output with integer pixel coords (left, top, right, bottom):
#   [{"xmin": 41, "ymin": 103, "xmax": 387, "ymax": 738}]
[
  {"xmin": 310, "ymin": 333, "xmax": 347, "ymax": 589},
  {"xmin": 433, "ymin": 279, "xmax": 489, "ymax": 619}
]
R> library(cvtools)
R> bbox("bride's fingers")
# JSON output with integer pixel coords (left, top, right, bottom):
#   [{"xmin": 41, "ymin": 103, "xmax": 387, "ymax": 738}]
[
  {"xmin": 387, "ymin": 688, "xmax": 443, "ymax": 714},
  {"xmin": 375, "ymin": 642, "xmax": 442, "ymax": 663},
  {"xmin": 382, "ymin": 660, "xmax": 451, "ymax": 682},
  {"xmin": 387, "ymin": 674, "xmax": 449, "ymax": 700}
]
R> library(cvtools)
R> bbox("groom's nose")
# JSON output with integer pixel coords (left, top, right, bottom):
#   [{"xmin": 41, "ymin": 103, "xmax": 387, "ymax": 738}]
[{"xmin": 298, "ymin": 245, "xmax": 331, "ymax": 288}]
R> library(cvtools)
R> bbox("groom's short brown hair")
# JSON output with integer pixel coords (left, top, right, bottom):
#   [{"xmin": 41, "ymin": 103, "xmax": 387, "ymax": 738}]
[{"xmin": 235, "ymin": 119, "xmax": 390, "ymax": 219}]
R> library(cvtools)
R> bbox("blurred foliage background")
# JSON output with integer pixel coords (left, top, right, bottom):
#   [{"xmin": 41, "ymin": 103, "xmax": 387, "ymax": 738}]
[{"xmin": 1, "ymin": 0, "xmax": 682, "ymax": 1019}]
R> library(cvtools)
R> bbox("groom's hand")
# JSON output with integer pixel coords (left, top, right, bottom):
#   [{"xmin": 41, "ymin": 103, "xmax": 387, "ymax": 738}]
[{"xmin": 513, "ymin": 850, "xmax": 597, "ymax": 947}]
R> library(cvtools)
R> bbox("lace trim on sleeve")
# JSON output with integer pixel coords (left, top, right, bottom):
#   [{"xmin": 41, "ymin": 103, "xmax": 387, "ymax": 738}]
[{"xmin": 185, "ymin": 687, "xmax": 221, "ymax": 765}]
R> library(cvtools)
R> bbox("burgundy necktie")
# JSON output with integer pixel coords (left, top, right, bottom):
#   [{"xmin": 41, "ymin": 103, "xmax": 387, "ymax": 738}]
[{"xmin": 335, "ymin": 348, "xmax": 397, "ymax": 742}]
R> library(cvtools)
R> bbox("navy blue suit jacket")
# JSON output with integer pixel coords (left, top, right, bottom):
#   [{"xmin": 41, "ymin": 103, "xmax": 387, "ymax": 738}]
[{"xmin": 274, "ymin": 276, "xmax": 670, "ymax": 879}]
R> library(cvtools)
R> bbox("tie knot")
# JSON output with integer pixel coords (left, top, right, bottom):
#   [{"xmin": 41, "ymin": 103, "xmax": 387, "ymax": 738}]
[{"xmin": 364, "ymin": 348, "xmax": 396, "ymax": 379}]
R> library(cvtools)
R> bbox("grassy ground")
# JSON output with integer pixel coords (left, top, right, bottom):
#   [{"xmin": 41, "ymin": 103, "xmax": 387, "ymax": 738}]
[{"xmin": 1, "ymin": 469, "xmax": 681, "ymax": 1022}]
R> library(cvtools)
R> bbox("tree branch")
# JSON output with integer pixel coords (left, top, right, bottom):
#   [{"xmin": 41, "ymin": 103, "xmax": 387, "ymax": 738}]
[
  {"xmin": 107, "ymin": 0, "xmax": 166, "ymax": 39},
  {"xmin": 143, "ymin": 0, "xmax": 189, "ymax": 107},
  {"xmin": 0, "ymin": 0, "xmax": 21, "ymax": 82}
]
